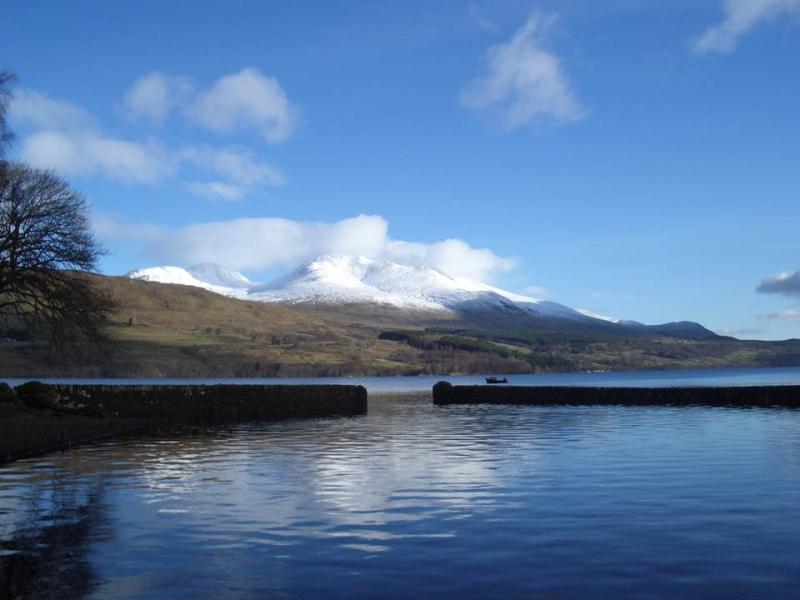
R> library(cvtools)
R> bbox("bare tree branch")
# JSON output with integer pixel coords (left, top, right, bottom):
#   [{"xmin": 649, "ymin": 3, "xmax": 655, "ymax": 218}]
[{"xmin": 0, "ymin": 162, "xmax": 116, "ymax": 347}]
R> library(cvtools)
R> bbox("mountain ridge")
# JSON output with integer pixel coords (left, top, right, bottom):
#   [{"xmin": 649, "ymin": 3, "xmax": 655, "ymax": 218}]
[
  {"xmin": 3, "ymin": 272, "xmax": 796, "ymax": 378},
  {"xmin": 129, "ymin": 255, "xmax": 600, "ymax": 319},
  {"xmin": 127, "ymin": 254, "xmax": 720, "ymax": 340}
]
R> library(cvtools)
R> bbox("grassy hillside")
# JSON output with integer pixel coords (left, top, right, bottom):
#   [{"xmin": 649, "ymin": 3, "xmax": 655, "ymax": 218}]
[
  {"xmin": 1, "ymin": 275, "xmax": 413, "ymax": 377},
  {"xmin": 1, "ymin": 274, "xmax": 798, "ymax": 377}
]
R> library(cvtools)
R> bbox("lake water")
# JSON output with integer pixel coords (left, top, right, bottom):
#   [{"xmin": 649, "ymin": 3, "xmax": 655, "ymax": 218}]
[
  {"xmin": 2, "ymin": 368, "xmax": 800, "ymax": 598},
  {"xmin": 5, "ymin": 365, "xmax": 800, "ymax": 392}
]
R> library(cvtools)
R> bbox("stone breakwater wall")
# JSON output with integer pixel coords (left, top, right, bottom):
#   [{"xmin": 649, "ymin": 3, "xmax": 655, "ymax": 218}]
[
  {"xmin": 0, "ymin": 384, "xmax": 367, "ymax": 465},
  {"xmin": 47, "ymin": 384, "xmax": 368, "ymax": 420},
  {"xmin": 432, "ymin": 381, "xmax": 800, "ymax": 407}
]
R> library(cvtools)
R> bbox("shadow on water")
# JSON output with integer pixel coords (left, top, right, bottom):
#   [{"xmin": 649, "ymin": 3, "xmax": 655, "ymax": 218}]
[{"xmin": 1, "ymin": 474, "xmax": 110, "ymax": 600}]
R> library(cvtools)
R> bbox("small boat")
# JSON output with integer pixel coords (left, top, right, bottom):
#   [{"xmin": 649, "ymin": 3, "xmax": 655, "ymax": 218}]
[{"xmin": 485, "ymin": 377, "xmax": 508, "ymax": 384}]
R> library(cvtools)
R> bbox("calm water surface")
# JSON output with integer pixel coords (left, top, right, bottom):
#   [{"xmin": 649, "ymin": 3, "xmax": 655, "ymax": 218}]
[
  {"xmin": 2, "ymin": 387, "xmax": 800, "ymax": 597},
  {"xmin": 5, "ymin": 365, "xmax": 800, "ymax": 392}
]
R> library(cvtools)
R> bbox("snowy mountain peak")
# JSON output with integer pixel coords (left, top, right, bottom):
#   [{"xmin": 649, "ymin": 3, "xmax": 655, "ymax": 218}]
[
  {"xmin": 125, "ymin": 255, "xmax": 719, "ymax": 337},
  {"xmin": 248, "ymin": 254, "xmax": 549, "ymax": 310},
  {"xmin": 274, "ymin": 255, "xmax": 539, "ymax": 298},
  {"xmin": 250, "ymin": 255, "xmax": 444, "ymax": 309},
  {"xmin": 128, "ymin": 254, "xmax": 592, "ymax": 321},
  {"xmin": 128, "ymin": 265, "xmax": 206, "ymax": 287},
  {"xmin": 186, "ymin": 263, "xmax": 255, "ymax": 289},
  {"xmin": 127, "ymin": 265, "xmax": 249, "ymax": 298}
]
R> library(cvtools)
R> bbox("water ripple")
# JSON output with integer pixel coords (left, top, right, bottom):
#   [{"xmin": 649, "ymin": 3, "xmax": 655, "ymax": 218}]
[{"xmin": 2, "ymin": 398, "xmax": 800, "ymax": 598}]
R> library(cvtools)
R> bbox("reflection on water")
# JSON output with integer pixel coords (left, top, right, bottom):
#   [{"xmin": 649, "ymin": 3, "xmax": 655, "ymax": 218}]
[
  {"xmin": 3, "ymin": 396, "xmax": 800, "ymax": 598},
  {"xmin": 0, "ymin": 469, "xmax": 109, "ymax": 599}
]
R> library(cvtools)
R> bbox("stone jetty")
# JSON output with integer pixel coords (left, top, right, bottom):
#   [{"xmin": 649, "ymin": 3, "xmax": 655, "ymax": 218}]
[
  {"xmin": 432, "ymin": 381, "xmax": 800, "ymax": 408},
  {"xmin": 1, "ymin": 382, "xmax": 367, "ymax": 463}
]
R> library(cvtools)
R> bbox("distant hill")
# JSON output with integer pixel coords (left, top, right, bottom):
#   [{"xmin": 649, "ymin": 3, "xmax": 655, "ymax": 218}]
[
  {"xmin": 128, "ymin": 254, "xmax": 724, "ymax": 341},
  {"xmin": 616, "ymin": 320, "xmax": 725, "ymax": 341},
  {"xmin": 1, "ymin": 271, "xmax": 798, "ymax": 378}
]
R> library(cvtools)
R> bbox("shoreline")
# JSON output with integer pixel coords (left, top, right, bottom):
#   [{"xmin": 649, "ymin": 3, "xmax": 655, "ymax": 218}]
[{"xmin": 3, "ymin": 364, "xmax": 800, "ymax": 416}]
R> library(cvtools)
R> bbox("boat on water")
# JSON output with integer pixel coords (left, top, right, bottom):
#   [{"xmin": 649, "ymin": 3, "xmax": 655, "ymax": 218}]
[{"xmin": 485, "ymin": 377, "xmax": 508, "ymax": 384}]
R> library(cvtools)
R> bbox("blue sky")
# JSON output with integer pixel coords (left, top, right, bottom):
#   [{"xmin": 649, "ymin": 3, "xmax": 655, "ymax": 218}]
[{"xmin": 2, "ymin": 0, "xmax": 799, "ymax": 339}]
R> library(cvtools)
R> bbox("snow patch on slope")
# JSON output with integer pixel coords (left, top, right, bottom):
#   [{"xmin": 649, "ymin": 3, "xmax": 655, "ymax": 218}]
[
  {"xmin": 576, "ymin": 308, "xmax": 620, "ymax": 324},
  {"xmin": 186, "ymin": 263, "xmax": 256, "ymax": 289},
  {"xmin": 127, "ymin": 265, "xmax": 249, "ymax": 298}
]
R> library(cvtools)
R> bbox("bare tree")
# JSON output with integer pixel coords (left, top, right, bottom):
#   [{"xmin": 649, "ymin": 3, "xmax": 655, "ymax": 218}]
[
  {"xmin": 0, "ymin": 163, "xmax": 114, "ymax": 345},
  {"xmin": 0, "ymin": 71, "xmax": 15, "ymax": 158}
]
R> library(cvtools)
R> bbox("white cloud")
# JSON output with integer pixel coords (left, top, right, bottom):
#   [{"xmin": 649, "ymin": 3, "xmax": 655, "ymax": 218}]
[
  {"xmin": 20, "ymin": 128, "xmax": 281, "ymax": 195},
  {"xmin": 92, "ymin": 213, "xmax": 167, "ymax": 240},
  {"xmin": 183, "ymin": 147, "xmax": 284, "ymax": 187},
  {"xmin": 182, "ymin": 147, "xmax": 284, "ymax": 200},
  {"xmin": 118, "ymin": 67, "xmax": 297, "ymax": 142},
  {"xmin": 9, "ymin": 89, "xmax": 97, "ymax": 131},
  {"xmin": 12, "ymin": 88, "xmax": 169, "ymax": 184},
  {"xmin": 97, "ymin": 214, "xmax": 516, "ymax": 282},
  {"xmin": 154, "ymin": 215, "xmax": 389, "ymax": 272},
  {"xmin": 693, "ymin": 0, "xmax": 800, "ymax": 54},
  {"xmin": 461, "ymin": 11, "xmax": 585, "ymax": 130},
  {"xmin": 519, "ymin": 285, "xmax": 551, "ymax": 299},
  {"xmin": 185, "ymin": 181, "xmax": 247, "ymax": 201},
  {"xmin": 13, "ymin": 86, "xmax": 284, "ymax": 196},
  {"xmin": 186, "ymin": 67, "xmax": 298, "ymax": 143},
  {"xmin": 386, "ymin": 238, "xmax": 517, "ymax": 282},
  {"xmin": 20, "ymin": 130, "xmax": 171, "ymax": 184},
  {"xmin": 121, "ymin": 72, "xmax": 194, "ymax": 124},
  {"xmin": 760, "ymin": 310, "xmax": 800, "ymax": 320}
]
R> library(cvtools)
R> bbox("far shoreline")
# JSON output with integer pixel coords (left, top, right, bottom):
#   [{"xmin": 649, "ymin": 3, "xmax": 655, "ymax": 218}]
[{"xmin": 2, "ymin": 365, "xmax": 800, "ymax": 395}]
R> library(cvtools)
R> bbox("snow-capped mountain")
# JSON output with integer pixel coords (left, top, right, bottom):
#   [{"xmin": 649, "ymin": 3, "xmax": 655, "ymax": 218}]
[
  {"xmin": 186, "ymin": 263, "xmax": 255, "ymax": 289},
  {"xmin": 126, "ymin": 265, "xmax": 251, "ymax": 298},
  {"xmin": 126, "ymin": 255, "xmax": 721, "ymax": 338},
  {"xmin": 128, "ymin": 254, "xmax": 591, "ymax": 320},
  {"xmin": 128, "ymin": 255, "xmax": 586, "ymax": 319},
  {"xmin": 249, "ymin": 255, "xmax": 593, "ymax": 320}
]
